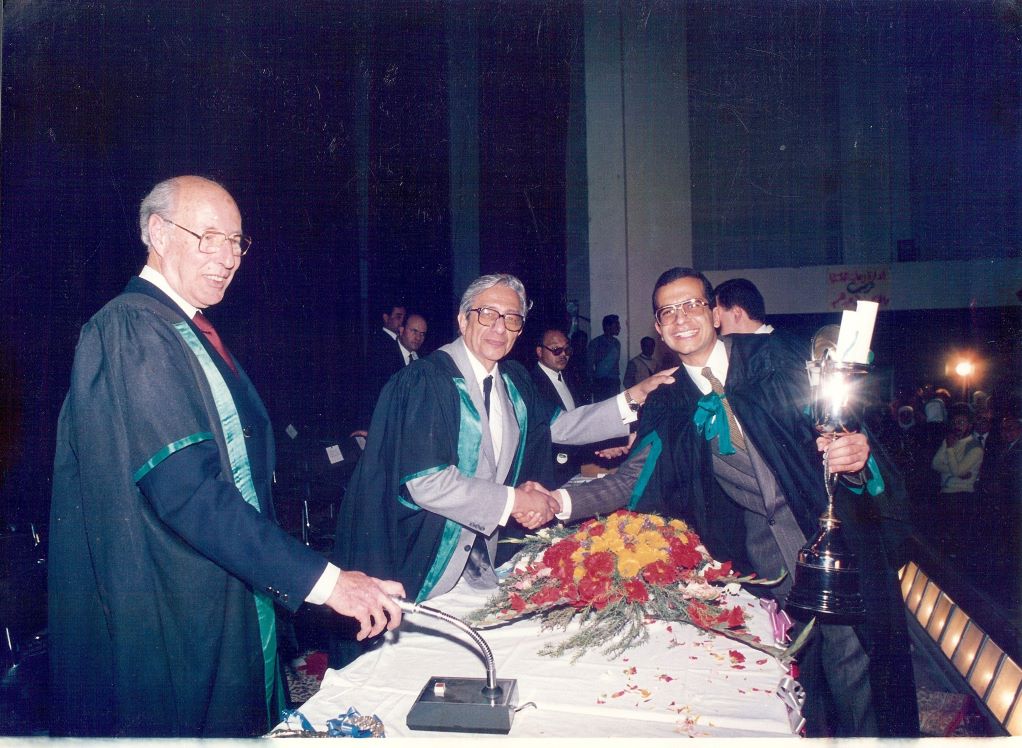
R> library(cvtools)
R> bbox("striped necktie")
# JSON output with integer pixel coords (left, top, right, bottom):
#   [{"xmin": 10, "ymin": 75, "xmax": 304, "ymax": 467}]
[{"xmin": 701, "ymin": 366, "xmax": 745, "ymax": 451}]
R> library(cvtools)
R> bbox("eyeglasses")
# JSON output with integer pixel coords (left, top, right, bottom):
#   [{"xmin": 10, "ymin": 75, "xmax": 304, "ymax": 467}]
[
  {"xmin": 469, "ymin": 306, "xmax": 525, "ymax": 332},
  {"xmin": 654, "ymin": 298, "xmax": 710, "ymax": 325},
  {"xmin": 163, "ymin": 217, "xmax": 252, "ymax": 257},
  {"xmin": 542, "ymin": 344, "xmax": 572, "ymax": 356}
]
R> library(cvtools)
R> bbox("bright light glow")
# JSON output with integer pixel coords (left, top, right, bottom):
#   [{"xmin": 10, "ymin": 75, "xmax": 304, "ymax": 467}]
[{"xmin": 955, "ymin": 360, "xmax": 975, "ymax": 378}]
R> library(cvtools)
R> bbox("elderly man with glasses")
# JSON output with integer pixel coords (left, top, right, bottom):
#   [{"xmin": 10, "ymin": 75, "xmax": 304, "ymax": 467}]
[
  {"xmin": 48, "ymin": 176, "xmax": 405, "ymax": 738},
  {"xmin": 330, "ymin": 273, "xmax": 675, "ymax": 668}
]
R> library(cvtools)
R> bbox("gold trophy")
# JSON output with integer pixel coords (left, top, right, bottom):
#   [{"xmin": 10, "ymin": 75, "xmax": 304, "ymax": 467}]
[{"xmin": 786, "ymin": 325, "xmax": 868, "ymax": 624}]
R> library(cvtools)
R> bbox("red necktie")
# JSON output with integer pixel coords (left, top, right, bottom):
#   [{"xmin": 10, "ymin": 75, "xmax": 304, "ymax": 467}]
[{"xmin": 192, "ymin": 312, "xmax": 237, "ymax": 374}]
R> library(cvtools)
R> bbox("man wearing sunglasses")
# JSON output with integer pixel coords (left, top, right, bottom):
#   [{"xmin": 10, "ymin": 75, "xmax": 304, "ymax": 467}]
[
  {"xmin": 552, "ymin": 267, "xmax": 917, "ymax": 738},
  {"xmin": 531, "ymin": 328, "xmax": 584, "ymax": 485},
  {"xmin": 331, "ymin": 273, "xmax": 675, "ymax": 667}
]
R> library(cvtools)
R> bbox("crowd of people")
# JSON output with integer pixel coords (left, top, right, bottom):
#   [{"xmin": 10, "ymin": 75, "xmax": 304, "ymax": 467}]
[
  {"xmin": 869, "ymin": 384, "xmax": 1021, "ymax": 569},
  {"xmin": 48, "ymin": 175, "xmax": 1020, "ymax": 739}
]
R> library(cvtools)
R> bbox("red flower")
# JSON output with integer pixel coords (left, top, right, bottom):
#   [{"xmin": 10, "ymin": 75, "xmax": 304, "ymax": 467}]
[
  {"xmin": 583, "ymin": 551, "xmax": 615, "ymax": 578},
  {"xmin": 642, "ymin": 559, "xmax": 680, "ymax": 585},
  {"xmin": 623, "ymin": 580, "xmax": 649, "ymax": 603},
  {"xmin": 716, "ymin": 605, "xmax": 745, "ymax": 629},
  {"xmin": 543, "ymin": 539, "xmax": 581, "ymax": 581},
  {"xmin": 577, "ymin": 574, "xmax": 612, "ymax": 604},
  {"xmin": 668, "ymin": 538, "xmax": 703, "ymax": 568},
  {"xmin": 509, "ymin": 593, "xmax": 527, "ymax": 612},
  {"xmin": 530, "ymin": 584, "xmax": 563, "ymax": 606},
  {"xmin": 687, "ymin": 600, "xmax": 714, "ymax": 629},
  {"xmin": 587, "ymin": 522, "xmax": 605, "ymax": 537},
  {"xmin": 704, "ymin": 560, "xmax": 733, "ymax": 582},
  {"xmin": 561, "ymin": 582, "xmax": 580, "ymax": 604}
]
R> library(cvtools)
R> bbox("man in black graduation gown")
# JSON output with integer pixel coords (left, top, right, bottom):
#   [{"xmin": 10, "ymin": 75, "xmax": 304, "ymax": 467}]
[
  {"xmin": 48, "ymin": 176, "xmax": 405, "ymax": 737},
  {"xmin": 331, "ymin": 274, "xmax": 674, "ymax": 667},
  {"xmin": 553, "ymin": 267, "xmax": 917, "ymax": 738}
]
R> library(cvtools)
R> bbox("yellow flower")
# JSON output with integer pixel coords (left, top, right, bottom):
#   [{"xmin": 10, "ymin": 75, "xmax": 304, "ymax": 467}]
[
  {"xmin": 669, "ymin": 518, "xmax": 689, "ymax": 533},
  {"xmin": 573, "ymin": 564, "xmax": 585, "ymax": 582},
  {"xmin": 637, "ymin": 530, "xmax": 667, "ymax": 550},
  {"xmin": 617, "ymin": 554, "xmax": 642, "ymax": 579}
]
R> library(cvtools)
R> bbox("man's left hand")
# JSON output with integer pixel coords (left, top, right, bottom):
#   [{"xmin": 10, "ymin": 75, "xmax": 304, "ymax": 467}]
[{"xmin": 817, "ymin": 432, "xmax": 870, "ymax": 474}]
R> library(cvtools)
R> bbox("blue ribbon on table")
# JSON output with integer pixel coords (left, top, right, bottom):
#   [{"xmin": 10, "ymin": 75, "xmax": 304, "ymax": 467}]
[
  {"xmin": 693, "ymin": 391, "xmax": 736, "ymax": 455},
  {"xmin": 326, "ymin": 706, "xmax": 385, "ymax": 738},
  {"xmin": 279, "ymin": 708, "xmax": 315, "ymax": 732}
]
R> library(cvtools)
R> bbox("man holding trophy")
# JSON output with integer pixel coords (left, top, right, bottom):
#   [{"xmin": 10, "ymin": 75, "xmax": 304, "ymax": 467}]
[{"xmin": 555, "ymin": 267, "xmax": 917, "ymax": 737}]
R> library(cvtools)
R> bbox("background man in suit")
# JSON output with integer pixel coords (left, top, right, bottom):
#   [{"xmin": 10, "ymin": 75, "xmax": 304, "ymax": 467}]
[
  {"xmin": 713, "ymin": 277, "xmax": 774, "ymax": 335},
  {"xmin": 48, "ymin": 176, "xmax": 404, "ymax": 737},
  {"xmin": 396, "ymin": 313, "xmax": 427, "ymax": 365},
  {"xmin": 331, "ymin": 274, "xmax": 673, "ymax": 666},
  {"xmin": 358, "ymin": 302, "xmax": 408, "ymax": 426},
  {"xmin": 531, "ymin": 327, "xmax": 583, "ymax": 485},
  {"xmin": 624, "ymin": 336, "xmax": 657, "ymax": 388},
  {"xmin": 552, "ymin": 267, "xmax": 917, "ymax": 738},
  {"xmin": 588, "ymin": 313, "xmax": 622, "ymax": 401}
]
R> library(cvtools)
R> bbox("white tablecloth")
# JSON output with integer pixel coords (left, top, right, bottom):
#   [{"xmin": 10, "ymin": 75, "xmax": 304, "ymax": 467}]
[{"xmin": 273, "ymin": 579, "xmax": 798, "ymax": 738}]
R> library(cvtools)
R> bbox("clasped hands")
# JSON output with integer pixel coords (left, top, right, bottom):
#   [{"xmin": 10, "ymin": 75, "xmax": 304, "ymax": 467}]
[{"xmin": 512, "ymin": 481, "xmax": 561, "ymax": 529}]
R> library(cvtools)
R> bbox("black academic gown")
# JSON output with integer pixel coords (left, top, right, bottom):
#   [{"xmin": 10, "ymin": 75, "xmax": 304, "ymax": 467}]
[
  {"xmin": 48, "ymin": 278, "xmax": 326, "ymax": 737},
  {"xmin": 333, "ymin": 350, "xmax": 555, "ymax": 598},
  {"xmin": 629, "ymin": 334, "xmax": 917, "ymax": 737}
]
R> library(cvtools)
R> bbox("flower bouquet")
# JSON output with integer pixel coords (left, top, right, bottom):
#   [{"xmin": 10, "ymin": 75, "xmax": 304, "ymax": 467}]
[{"xmin": 470, "ymin": 510, "xmax": 808, "ymax": 662}]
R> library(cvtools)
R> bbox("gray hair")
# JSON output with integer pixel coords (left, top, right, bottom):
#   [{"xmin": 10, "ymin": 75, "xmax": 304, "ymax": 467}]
[
  {"xmin": 139, "ymin": 178, "xmax": 180, "ymax": 248},
  {"xmin": 138, "ymin": 175, "xmax": 228, "ymax": 248},
  {"xmin": 458, "ymin": 273, "xmax": 532, "ymax": 317}
]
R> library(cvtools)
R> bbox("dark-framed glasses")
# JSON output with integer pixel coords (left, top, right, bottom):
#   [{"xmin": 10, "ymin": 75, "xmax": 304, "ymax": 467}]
[
  {"xmin": 469, "ymin": 306, "xmax": 525, "ymax": 332},
  {"xmin": 654, "ymin": 298, "xmax": 709, "ymax": 325},
  {"xmin": 542, "ymin": 344, "xmax": 572, "ymax": 356},
  {"xmin": 163, "ymin": 217, "xmax": 252, "ymax": 257}
]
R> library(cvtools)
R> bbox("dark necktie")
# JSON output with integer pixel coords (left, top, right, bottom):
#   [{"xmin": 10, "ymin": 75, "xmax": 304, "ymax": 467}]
[
  {"xmin": 192, "ymin": 312, "xmax": 237, "ymax": 374},
  {"xmin": 557, "ymin": 373, "xmax": 563, "ymax": 382},
  {"xmin": 483, "ymin": 375, "xmax": 493, "ymax": 416},
  {"xmin": 407, "ymin": 351, "xmax": 417, "ymax": 365},
  {"xmin": 701, "ymin": 366, "xmax": 745, "ymax": 451}
]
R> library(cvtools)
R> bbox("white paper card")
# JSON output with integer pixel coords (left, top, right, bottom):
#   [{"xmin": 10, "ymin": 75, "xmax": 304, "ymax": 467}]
[
  {"xmin": 285, "ymin": 424, "xmax": 298, "ymax": 440},
  {"xmin": 326, "ymin": 444, "xmax": 343, "ymax": 464}
]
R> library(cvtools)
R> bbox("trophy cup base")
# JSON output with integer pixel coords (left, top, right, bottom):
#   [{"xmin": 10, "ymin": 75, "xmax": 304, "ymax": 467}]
[{"xmin": 786, "ymin": 562, "xmax": 865, "ymax": 625}]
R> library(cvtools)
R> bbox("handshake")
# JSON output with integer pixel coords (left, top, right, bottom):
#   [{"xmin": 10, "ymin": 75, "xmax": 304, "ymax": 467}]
[{"xmin": 511, "ymin": 481, "xmax": 562, "ymax": 529}]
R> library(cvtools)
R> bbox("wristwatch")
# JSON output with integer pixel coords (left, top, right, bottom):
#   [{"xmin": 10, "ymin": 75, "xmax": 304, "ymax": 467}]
[{"xmin": 624, "ymin": 390, "xmax": 641, "ymax": 413}]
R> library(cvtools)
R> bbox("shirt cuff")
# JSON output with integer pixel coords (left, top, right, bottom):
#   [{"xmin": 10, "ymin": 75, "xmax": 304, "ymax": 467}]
[
  {"xmin": 499, "ymin": 486, "xmax": 516, "ymax": 526},
  {"xmin": 554, "ymin": 488, "xmax": 573, "ymax": 520},
  {"xmin": 306, "ymin": 562, "xmax": 341, "ymax": 605},
  {"xmin": 615, "ymin": 393, "xmax": 638, "ymax": 424}
]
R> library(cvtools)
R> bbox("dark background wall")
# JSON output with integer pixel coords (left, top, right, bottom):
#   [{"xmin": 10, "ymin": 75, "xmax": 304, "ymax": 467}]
[
  {"xmin": 2, "ymin": 0, "xmax": 1020, "ymax": 527},
  {"xmin": 0, "ymin": 0, "xmax": 580, "ymax": 523}
]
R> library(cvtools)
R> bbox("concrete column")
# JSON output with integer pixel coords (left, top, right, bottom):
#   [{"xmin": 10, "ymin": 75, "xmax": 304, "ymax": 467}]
[
  {"xmin": 577, "ymin": 0, "xmax": 694, "ymax": 362},
  {"xmin": 447, "ymin": 3, "xmax": 481, "ymax": 314}
]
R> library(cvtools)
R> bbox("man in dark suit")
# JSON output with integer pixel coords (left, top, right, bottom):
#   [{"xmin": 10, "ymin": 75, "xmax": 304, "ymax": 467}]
[
  {"xmin": 396, "ymin": 313, "xmax": 428, "ymax": 366},
  {"xmin": 48, "ymin": 175, "xmax": 404, "ymax": 737},
  {"xmin": 359, "ymin": 302, "xmax": 407, "ymax": 426},
  {"xmin": 552, "ymin": 267, "xmax": 917, "ymax": 738},
  {"xmin": 531, "ymin": 327, "xmax": 584, "ymax": 485}
]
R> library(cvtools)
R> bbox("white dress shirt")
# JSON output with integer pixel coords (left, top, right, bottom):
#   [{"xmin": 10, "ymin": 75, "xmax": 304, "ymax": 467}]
[{"xmin": 537, "ymin": 361, "xmax": 576, "ymax": 411}]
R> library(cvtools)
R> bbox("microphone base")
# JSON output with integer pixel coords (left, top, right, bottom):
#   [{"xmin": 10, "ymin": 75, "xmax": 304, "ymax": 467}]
[{"xmin": 407, "ymin": 676, "xmax": 519, "ymax": 734}]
